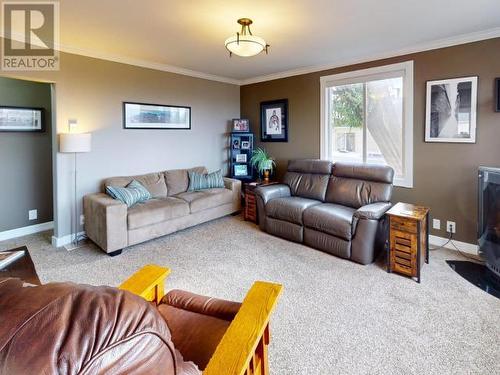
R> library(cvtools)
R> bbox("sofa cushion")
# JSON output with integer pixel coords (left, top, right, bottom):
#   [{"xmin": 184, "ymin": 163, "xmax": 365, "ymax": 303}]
[
  {"xmin": 188, "ymin": 170, "xmax": 224, "ymax": 191},
  {"xmin": 325, "ymin": 176, "xmax": 392, "ymax": 209},
  {"xmin": 176, "ymin": 188, "xmax": 233, "ymax": 213},
  {"xmin": 103, "ymin": 172, "xmax": 168, "ymax": 199},
  {"xmin": 265, "ymin": 196, "xmax": 321, "ymax": 225},
  {"xmin": 283, "ymin": 160, "xmax": 332, "ymax": 201},
  {"xmin": 127, "ymin": 198, "xmax": 189, "ymax": 229},
  {"xmin": 303, "ymin": 203, "xmax": 356, "ymax": 240},
  {"xmin": 106, "ymin": 180, "xmax": 151, "ymax": 207},
  {"xmin": 166, "ymin": 167, "xmax": 207, "ymax": 196}
]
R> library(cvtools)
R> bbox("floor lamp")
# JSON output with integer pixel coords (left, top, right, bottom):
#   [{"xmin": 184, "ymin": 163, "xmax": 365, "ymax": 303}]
[{"xmin": 59, "ymin": 132, "xmax": 92, "ymax": 250}]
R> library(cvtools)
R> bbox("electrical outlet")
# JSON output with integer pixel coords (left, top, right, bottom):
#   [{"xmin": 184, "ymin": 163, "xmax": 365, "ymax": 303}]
[
  {"xmin": 80, "ymin": 214, "xmax": 85, "ymax": 225},
  {"xmin": 28, "ymin": 209, "xmax": 37, "ymax": 220},
  {"xmin": 432, "ymin": 218, "xmax": 441, "ymax": 230},
  {"xmin": 446, "ymin": 221, "xmax": 456, "ymax": 233}
]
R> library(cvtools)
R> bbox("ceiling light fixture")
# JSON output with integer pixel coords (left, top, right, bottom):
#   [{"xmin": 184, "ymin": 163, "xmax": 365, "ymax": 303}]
[{"xmin": 225, "ymin": 18, "xmax": 269, "ymax": 57}]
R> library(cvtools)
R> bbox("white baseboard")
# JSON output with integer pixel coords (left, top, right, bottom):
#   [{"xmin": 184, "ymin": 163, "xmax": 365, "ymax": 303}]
[
  {"xmin": 0, "ymin": 221, "xmax": 54, "ymax": 241},
  {"xmin": 429, "ymin": 235, "xmax": 478, "ymax": 255},
  {"xmin": 51, "ymin": 231, "xmax": 86, "ymax": 248}
]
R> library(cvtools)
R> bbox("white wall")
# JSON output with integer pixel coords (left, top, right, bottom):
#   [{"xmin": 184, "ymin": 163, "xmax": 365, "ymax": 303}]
[{"xmin": 1, "ymin": 49, "xmax": 240, "ymax": 239}]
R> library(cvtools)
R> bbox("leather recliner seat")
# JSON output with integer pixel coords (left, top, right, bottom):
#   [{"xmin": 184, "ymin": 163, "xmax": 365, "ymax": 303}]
[{"xmin": 255, "ymin": 160, "xmax": 394, "ymax": 264}]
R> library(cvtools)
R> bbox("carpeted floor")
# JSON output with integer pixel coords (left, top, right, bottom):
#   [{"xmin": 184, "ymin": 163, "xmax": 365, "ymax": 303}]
[{"xmin": 1, "ymin": 215, "xmax": 499, "ymax": 374}]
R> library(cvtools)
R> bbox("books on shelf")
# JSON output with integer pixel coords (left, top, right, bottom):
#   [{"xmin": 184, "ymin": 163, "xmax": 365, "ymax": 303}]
[{"xmin": 0, "ymin": 250, "xmax": 25, "ymax": 269}]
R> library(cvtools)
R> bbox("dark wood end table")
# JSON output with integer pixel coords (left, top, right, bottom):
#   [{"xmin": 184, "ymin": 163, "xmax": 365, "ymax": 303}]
[
  {"xmin": 0, "ymin": 246, "xmax": 41, "ymax": 285},
  {"xmin": 244, "ymin": 181, "xmax": 279, "ymax": 223}
]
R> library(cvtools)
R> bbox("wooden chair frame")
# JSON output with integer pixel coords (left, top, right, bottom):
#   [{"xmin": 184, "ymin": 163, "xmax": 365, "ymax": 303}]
[{"xmin": 119, "ymin": 265, "xmax": 282, "ymax": 375}]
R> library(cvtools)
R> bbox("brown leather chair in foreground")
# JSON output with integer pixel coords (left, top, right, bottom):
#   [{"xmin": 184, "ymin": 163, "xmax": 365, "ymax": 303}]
[{"xmin": 0, "ymin": 265, "xmax": 282, "ymax": 375}]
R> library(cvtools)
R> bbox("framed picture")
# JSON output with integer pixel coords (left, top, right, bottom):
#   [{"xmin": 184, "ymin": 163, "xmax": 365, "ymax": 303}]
[
  {"xmin": 0, "ymin": 106, "xmax": 44, "ymax": 132},
  {"xmin": 235, "ymin": 153, "xmax": 247, "ymax": 163},
  {"xmin": 260, "ymin": 99, "xmax": 288, "ymax": 142},
  {"xmin": 495, "ymin": 78, "xmax": 500, "ymax": 112},
  {"xmin": 232, "ymin": 118, "xmax": 250, "ymax": 132},
  {"xmin": 241, "ymin": 140, "xmax": 250, "ymax": 149},
  {"xmin": 123, "ymin": 102, "xmax": 191, "ymax": 129},
  {"xmin": 425, "ymin": 76, "xmax": 478, "ymax": 143},
  {"xmin": 232, "ymin": 138, "xmax": 240, "ymax": 149},
  {"xmin": 234, "ymin": 164, "xmax": 248, "ymax": 176}
]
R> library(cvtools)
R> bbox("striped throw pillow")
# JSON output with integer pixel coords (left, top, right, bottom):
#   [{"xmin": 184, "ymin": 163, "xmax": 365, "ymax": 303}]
[
  {"xmin": 106, "ymin": 180, "xmax": 151, "ymax": 207},
  {"xmin": 188, "ymin": 170, "xmax": 224, "ymax": 191}
]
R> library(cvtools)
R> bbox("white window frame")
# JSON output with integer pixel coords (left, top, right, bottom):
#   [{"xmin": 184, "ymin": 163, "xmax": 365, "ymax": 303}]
[{"xmin": 320, "ymin": 61, "xmax": 414, "ymax": 188}]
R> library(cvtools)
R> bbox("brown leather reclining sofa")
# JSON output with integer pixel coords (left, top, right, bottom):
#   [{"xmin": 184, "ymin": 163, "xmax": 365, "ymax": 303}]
[{"xmin": 255, "ymin": 159, "xmax": 394, "ymax": 264}]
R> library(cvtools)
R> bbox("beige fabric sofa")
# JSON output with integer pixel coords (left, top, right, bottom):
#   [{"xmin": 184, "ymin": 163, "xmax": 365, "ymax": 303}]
[{"xmin": 83, "ymin": 166, "xmax": 241, "ymax": 255}]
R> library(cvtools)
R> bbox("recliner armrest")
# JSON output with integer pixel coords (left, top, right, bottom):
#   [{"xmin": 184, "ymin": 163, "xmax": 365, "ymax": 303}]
[
  {"xmin": 161, "ymin": 289, "xmax": 241, "ymax": 322},
  {"xmin": 354, "ymin": 202, "xmax": 392, "ymax": 220},
  {"xmin": 254, "ymin": 184, "xmax": 291, "ymax": 205}
]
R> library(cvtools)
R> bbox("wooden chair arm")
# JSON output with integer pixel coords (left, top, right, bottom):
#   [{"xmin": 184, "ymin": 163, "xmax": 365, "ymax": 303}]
[
  {"xmin": 203, "ymin": 281, "xmax": 283, "ymax": 375},
  {"xmin": 118, "ymin": 264, "xmax": 171, "ymax": 304}
]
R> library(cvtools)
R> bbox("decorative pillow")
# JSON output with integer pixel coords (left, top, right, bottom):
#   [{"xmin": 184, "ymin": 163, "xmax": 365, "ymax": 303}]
[
  {"xmin": 188, "ymin": 170, "xmax": 224, "ymax": 191},
  {"xmin": 106, "ymin": 180, "xmax": 151, "ymax": 207}
]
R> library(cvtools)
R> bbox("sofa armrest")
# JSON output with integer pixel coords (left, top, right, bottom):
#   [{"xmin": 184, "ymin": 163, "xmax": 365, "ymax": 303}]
[
  {"xmin": 223, "ymin": 177, "xmax": 241, "ymax": 192},
  {"xmin": 354, "ymin": 202, "xmax": 392, "ymax": 220},
  {"xmin": 254, "ymin": 184, "xmax": 291, "ymax": 205},
  {"xmin": 161, "ymin": 289, "xmax": 241, "ymax": 322},
  {"xmin": 83, "ymin": 193, "xmax": 128, "ymax": 253}
]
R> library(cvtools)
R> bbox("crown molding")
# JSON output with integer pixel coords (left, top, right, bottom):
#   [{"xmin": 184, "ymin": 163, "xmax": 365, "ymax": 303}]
[
  {"xmin": 240, "ymin": 27, "xmax": 500, "ymax": 85},
  {"xmin": 3, "ymin": 27, "xmax": 500, "ymax": 86},
  {"xmin": 58, "ymin": 44, "xmax": 241, "ymax": 85}
]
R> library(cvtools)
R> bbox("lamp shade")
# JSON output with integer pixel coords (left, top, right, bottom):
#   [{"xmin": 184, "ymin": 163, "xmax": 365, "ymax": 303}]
[{"xmin": 59, "ymin": 133, "xmax": 92, "ymax": 153}]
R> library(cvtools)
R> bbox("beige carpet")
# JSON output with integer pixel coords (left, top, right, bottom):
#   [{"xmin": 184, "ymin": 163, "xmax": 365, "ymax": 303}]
[{"xmin": 1, "ymin": 215, "xmax": 499, "ymax": 375}]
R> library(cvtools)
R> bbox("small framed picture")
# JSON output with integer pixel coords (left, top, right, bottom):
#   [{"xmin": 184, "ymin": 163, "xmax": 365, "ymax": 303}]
[
  {"xmin": 234, "ymin": 164, "xmax": 248, "ymax": 176},
  {"xmin": 495, "ymin": 78, "xmax": 500, "ymax": 112},
  {"xmin": 260, "ymin": 99, "xmax": 288, "ymax": 142},
  {"xmin": 241, "ymin": 141, "xmax": 250, "ymax": 149},
  {"xmin": 232, "ymin": 118, "xmax": 250, "ymax": 132},
  {"xmin": 232, "ymin": 138, "xmax": 240, "ymax": 149},
  {"xmin": 235, "ymin": 154, "xmax": 247, "ymax": 163},
  {"xmin": 425, "ymin": 76, "xmax": 478, "ymax": 143}
]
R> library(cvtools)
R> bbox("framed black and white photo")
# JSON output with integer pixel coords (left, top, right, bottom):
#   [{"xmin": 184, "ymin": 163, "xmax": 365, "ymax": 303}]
[
  {"xmin": 235, "ymin": 153, "xmax": 247, "ymax": 163},
  {"xmin": 425, "ymin": 76, "xmax": 477, "ymax": 143},
  {"xmin": 495, "ymin": 78, "xmax": 500, "ymax": 112},
  {"xmin": 232, "ymin": 118, "xmax": 250, "ymax": 132},
  {"xmin": 241, "ymin": 141, "xmax": 251, "ymax": 149},
  {"xmin": 260, "ymin": 99, "xmax": 288, "ymax": 142},
  {"xmin": 0, "ymin": 106, "xmax": 44, "ymax": 132},
  {"xmin": 123, "ymin": 102, "xmax": 191, "ymax": 129}
]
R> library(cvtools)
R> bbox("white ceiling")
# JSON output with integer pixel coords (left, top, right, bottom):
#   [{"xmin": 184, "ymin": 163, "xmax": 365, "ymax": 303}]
[{"xmin": 59, "ymin": 0, "xmax": 500, "ymax": 84}]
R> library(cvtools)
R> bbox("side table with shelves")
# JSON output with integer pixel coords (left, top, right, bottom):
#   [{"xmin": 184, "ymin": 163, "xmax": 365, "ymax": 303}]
[
  {"xmin": 244, "ymin": 181, "xmax": 278, "ymax": 223},
  {"xmin": 386, "ymin": 202, "xmax": 430, "ymax": 283}
]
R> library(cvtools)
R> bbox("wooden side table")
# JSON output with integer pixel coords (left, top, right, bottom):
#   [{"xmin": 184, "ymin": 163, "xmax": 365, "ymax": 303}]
[
  {"xmin": 244, "ymin": 181, "xmax": 278, "ymax": 223},
  {"xmin": 386, "ymin": 203, "xmax": 430, "ymax": 283}
]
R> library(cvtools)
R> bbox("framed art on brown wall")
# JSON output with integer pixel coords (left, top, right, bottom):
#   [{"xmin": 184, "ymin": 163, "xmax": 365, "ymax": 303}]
[
  {"xmin": 424, "ymin": 76, "xmax": 478, "ymax": 143},
  {"xmin": 495, "ymin": 78, "xmax": 500, "ymax": 112},
  {"xmin": 260, "ymin": 99, "xmax": 288, "ymax": 142}
]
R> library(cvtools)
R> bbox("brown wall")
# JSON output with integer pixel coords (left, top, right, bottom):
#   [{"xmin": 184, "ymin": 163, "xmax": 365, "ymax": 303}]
[{"xmin": 241, "ymin": 38, "xmax": 500, "ymax": 243}]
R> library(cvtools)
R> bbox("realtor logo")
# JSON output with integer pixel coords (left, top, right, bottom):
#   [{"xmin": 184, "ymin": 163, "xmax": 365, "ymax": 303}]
[{"xmin": 2, "ymin": 1, "xmax": 60, "ymax": 70}]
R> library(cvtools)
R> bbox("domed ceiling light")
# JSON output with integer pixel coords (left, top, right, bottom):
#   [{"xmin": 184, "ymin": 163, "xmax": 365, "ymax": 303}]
[{"xmin": 225, "ymin": 18, "xmax": 269, "ymax": 57}]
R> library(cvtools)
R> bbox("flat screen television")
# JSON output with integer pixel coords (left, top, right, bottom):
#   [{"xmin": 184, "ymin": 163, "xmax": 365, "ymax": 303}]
[{"xmin": 478, "ymin": 166, "xmax": 500, "ymax": 284}]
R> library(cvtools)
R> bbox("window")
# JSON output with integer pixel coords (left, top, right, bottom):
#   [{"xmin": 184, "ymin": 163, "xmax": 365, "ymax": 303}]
[{"xmin": 320, "ymin": 61, "xmax": 413, "ymax": 187}]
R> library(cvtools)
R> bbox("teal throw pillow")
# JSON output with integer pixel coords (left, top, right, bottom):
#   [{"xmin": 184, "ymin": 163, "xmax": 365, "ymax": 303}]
[
  {"xmin": 106, "ymin": 179, "xmax": 151, "ymax": 207},
  {"xmin": 188, "ymin": 170, "xmax": 224, "ymax": 191}
]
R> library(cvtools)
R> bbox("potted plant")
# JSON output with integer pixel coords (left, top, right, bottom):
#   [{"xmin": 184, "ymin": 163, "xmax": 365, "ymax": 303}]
[{"xmin": 250, "ymin": 147, "xmax": 276, "ymax": 182}]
